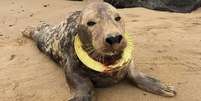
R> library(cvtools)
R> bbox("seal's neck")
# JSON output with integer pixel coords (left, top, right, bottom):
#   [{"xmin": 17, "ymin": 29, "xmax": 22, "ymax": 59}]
[{"xmin": 74, "ymin": 32, "xmax": 133, "ymax": 72}]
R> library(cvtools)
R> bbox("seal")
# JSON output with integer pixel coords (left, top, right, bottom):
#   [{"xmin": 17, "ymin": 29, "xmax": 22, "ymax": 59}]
[{"xmin": 22, "ymin": 2, "xmax": 176, "ymax": 101}]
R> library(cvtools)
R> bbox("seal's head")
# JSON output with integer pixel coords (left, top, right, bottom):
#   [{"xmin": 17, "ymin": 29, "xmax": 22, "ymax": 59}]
[{"xmin": 77, "ymin": 2, "xmax": 126, "ymax": 65}]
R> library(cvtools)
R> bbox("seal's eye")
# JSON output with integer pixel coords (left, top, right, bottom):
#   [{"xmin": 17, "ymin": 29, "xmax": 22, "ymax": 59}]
[
  {"xmin": 87, "ymin": 21, "xmax": 96, "ymax": 27},
  {"xmin": 115, "ymin": 16, "xmax": 121, "ymax": 22}
]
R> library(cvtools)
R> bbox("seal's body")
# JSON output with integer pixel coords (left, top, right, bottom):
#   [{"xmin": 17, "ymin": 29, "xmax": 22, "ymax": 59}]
[
  {"xmin": 28, "ymin": 11, "xmax": 127, "ymax": 87},
  {"xmin": 22, "ymin": 2, "xmax": 176, "ymax": 101}
]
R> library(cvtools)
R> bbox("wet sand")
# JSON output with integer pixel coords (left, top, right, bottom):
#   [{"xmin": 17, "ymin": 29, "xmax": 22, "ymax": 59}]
[{"xmin": 0, "ymin": 0, "xmax": 201, "ymax": 101}]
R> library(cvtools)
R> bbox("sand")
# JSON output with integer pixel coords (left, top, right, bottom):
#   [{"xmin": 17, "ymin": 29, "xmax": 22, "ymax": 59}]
[{"xmin": 0, "ymin": 0, "xmax": 201, "ymax": 101}]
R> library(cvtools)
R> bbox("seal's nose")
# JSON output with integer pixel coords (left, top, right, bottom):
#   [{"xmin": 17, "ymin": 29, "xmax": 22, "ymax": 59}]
[{"xmin": 105, "ymin": 34, "xmax": 123, "ymax": 45}]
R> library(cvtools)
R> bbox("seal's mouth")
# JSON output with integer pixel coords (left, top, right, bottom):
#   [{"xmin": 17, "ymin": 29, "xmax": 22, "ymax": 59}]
[
  {"xmin": 74, "ymin": 32, "xmax": 134, "ymax": 72},
  {"xmin": 88, "ymin": 50, "xmax": 122, "ymax": 66}
]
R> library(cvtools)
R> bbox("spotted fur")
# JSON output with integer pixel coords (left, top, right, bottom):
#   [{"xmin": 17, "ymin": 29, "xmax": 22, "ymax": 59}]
[{"xmin": 22, "ymin": 2, "xmax": 176, "ymax": 101}]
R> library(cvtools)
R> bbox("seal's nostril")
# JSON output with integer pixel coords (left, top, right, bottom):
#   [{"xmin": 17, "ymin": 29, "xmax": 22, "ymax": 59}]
[
  {"xmin": 105, "ymin": 35, "xmax": 123, "ymax": 45},
  {"xmin": 116, "ymin": 35, "xmax": 122, "ymax": 43},
  {"xmin": 106, "ymin": 37, "xmax": 114, "ymax": 45}
]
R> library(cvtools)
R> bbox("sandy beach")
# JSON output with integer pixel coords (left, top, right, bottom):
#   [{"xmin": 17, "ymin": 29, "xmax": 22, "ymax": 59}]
[{"xmin": 0, "ymin": 0, "xmax": 201, "ymax": 101}]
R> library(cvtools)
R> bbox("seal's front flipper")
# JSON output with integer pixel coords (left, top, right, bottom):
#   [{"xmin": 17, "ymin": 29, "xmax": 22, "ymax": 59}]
[
  {"xmin": 65, "ymin": 68, "xmax": 95, "ymax": 101},
  {"xmin": 127, "ymin": 62, "xmax": 176, "ymax": 97}
]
